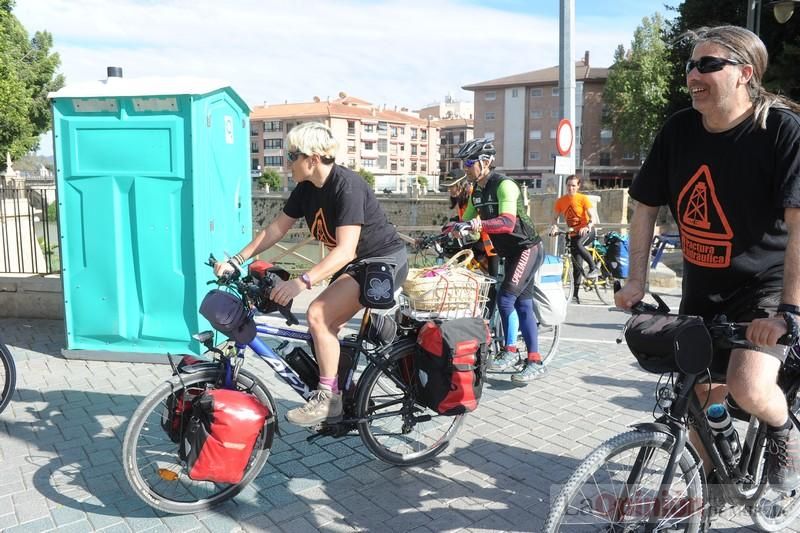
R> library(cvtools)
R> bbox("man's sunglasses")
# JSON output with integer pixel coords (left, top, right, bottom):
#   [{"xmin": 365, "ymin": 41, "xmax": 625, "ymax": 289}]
[
  {"xmin": 287, "ymin": 150, "xmax": 306, "ymax": 162},
  {"xmin": 685, "ymin": 56, "xmax": 742, "ymax": 75},
  {"xmin": 464, "ymin": 159, "xmax": 479, "ymax": 168}
]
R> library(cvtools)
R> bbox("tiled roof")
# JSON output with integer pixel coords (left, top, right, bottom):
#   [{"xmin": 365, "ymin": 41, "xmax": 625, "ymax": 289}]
[
  {"xmin": 250, "ymin": 96, "xmax": 429, "ymax": 126},
  {"xmin": 430, "ymin": 118, "xmax": 473, "ymax": 129},
  {"xmin": 462, "ymin": 61, "xmax": 608, "ymax": 90}
]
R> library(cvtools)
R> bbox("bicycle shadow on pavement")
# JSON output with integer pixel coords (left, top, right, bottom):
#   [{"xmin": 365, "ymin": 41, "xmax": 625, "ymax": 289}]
[{"xmin": 580, "ymin": 368, "xmax": 658, "ymax": 412}]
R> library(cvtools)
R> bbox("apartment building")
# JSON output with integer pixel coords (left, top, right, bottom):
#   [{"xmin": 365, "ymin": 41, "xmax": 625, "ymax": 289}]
[
  {"xmin": 431, "ymin": 118, "xmax": 474, "ymax": 176},
  {"xmin": 462, "ymin": 52, "xmax": 638, "ymax": 191},
  {"xmin": 249, "ymin": 93, "xmax": 440, "ymax": 192}
]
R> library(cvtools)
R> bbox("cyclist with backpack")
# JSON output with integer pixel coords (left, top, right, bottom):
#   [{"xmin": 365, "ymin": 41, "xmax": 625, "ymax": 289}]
[
  {"xmin": 615, "ymin": 26, "xmax": 800, "ymax": 492},
  {"xmin": 550, "ymin": 174, "xmax": 600, "ymax": 304},
  {"xmin": 214, "ymin": 122, "xmax": 408, "ymax": 427},
  {"xmin": 452, "ymin": 138, "xmax": 546, "ymax": 384}
]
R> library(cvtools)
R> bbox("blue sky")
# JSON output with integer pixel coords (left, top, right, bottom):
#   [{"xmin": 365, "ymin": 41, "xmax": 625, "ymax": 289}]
[{"xmin": 15, "ymin": 0, "xmax": 679, "ymax": 155}]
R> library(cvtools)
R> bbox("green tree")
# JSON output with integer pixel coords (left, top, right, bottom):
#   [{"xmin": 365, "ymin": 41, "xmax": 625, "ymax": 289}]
[
  {"xmin": 415, "ymin": 175, "xmax": 428, "ymax": 189},
  {"xmin": 357, "ymin": 168, "xmax": 375, "ymax": 188},
  {"xmin": 602, "ymin": 13, "xmax": 672, "ymax": 156},
  {"xmin": 664, "ymin": 0, "xmax": 800, "ymax": 117},
  {"xmin": 257, "ymin": 168, "xmax": 282, "ymax": 190},
  {"xmin": 0, "ymin": 0, "xmax": 64, "ymax": 165}
]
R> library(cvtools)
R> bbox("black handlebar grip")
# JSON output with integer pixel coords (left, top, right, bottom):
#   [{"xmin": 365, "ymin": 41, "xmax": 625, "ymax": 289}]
[{"xmin": 279, "ymin": 306, "xmax": 300, "ymax": 326}]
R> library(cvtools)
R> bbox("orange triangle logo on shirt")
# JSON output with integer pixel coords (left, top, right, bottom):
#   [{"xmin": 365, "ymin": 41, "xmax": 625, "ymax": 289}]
[
  {"xmin": 310, "ymin": 209, "xmax": 337, "ymax": 248},
  {"xmin": 677, "ymin": 165, "xmax": 733, "ymax": 240}
]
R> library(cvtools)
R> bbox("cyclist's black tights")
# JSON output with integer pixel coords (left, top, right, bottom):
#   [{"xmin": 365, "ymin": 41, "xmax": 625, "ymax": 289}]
[{"xmin": 570, "ymin": 229, "xmax": 596, "ymax": 297}]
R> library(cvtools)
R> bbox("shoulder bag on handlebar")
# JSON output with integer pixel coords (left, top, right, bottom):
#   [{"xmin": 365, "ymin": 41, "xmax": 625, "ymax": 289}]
[{"xmin": 624, "ymin": 313, "xmax": 713, "ymax": 375}]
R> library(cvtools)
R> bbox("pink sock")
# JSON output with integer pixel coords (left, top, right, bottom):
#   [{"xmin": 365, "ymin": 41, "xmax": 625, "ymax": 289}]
[{"xmin": 319, "ymin": 375, "xmax": 339, "ymax": 394}]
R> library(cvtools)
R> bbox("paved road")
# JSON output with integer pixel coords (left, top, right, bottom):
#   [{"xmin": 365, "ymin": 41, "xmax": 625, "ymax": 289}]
[{"xmin": 1, "ymin": 286, "xmax": 797, "ymax": 532}]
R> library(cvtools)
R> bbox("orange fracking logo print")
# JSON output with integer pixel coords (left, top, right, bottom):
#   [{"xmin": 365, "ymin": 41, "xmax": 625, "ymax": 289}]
[
  {"xmin": 677, "ymin": 165, "xmax": 732, "ymax": 268},
  {"xmin": 311, "ymin": 209, "xmax": 337, "ymax": 248},
  {"xmin": 564, "ymin": 205, "xmax": 580, "ymax": 226}
]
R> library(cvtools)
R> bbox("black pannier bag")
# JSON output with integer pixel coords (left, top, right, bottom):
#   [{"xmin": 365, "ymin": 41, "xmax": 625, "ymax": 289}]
[
  {"xmin": 181, "ymin": 388, "xmax": 269, "ymax": 484},
  {"xmin": 624, "ymin": 313, "xmax": 713, "ymax": 375},
  {"xmin": 161, "ymin": 386, "xmax": 204, "ymax": 443},
  {"xmin": 414, "ymin": 317, "xmax": 491, "ymax": 415}
]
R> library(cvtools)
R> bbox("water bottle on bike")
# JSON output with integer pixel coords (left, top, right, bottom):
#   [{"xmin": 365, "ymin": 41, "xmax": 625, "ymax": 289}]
[{"xmin": 707, "ymin": 403, "xmax": 742, "ymax": 466}]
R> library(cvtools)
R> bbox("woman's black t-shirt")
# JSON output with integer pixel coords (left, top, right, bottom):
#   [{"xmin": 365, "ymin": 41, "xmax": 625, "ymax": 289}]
[
  {"xmin": 630, "ymin": 107, "xmax": 800, "ymax": 316},
  {"xmin": 283, "ymin": 165, "xmax": 404, "ymax": 260}
]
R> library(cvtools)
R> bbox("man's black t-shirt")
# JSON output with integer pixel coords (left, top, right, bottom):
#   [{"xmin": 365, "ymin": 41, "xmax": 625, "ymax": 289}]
[
  {"xmin": 283, "ymin": 165, "xmax": 404, "ymax": 260},
  {"xmin": 630, "ymin": 107, "xmax": 800, "ymax": 316}
]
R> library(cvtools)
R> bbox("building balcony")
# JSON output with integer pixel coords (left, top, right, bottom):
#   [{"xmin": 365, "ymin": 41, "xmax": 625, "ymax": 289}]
[
  {"xmin": 361, "ymin": 131, "xmax": 378, "ymax": 141},
  {"xmin": 361, "ymin": 149, "xmax": 378, "ymax": 159}
]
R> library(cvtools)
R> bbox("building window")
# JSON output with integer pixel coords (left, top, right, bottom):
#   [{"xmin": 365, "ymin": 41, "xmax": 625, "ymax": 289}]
[
  {"xmin": 411, "ymin": 162, "xmax": 417, "ymax": 171},
  {"xmin": 400, "ymin": 159, "xmax": 405, "ymax": 168},
  {"xmin": 390, "ymin": 162, "xmax": 398, "ymax": 171},
  {"xmin": 551, "ymin": 110, "xmax": 560, "ymax": 118},
  {"xmin": 484, "ymin": 131, "xmax": 495, "ymax": 141},
  {"xmin": 264, "ymin": 156, "xmax": 283, "ymax": 167},
  {"xmin": 377, "ymin": 122, "xmax": 388, "ymax": 134},
  {"xmin": 530, "ymin": 88, "xmax": 543, "ymax": 97},
  {"xmin": 485, "ymin": 91, "xmax": 496, "ymax": 101},
  {"xmin": 421, "ymin": 164, "xmax": 427, "ymax": 172},
  {"xmin": 251, "ymin": 158, "xmax": 260, "ymax": 170},
  {"xmin": 599, "ymin": 152, "xmax": 612, "ymax": 166},
  {"xmin": 377, "ymin": 139, "xmax": 388, "ymax": 152},
  {"xmin": 600, "ymin": 129, "xmax": 613, "ymax": 145},
  {"xmin": 347, "ymin": 140, "xmax": 356, "ymax": 153},
  {"xmin": 361, "ymin": 159, "xmax": 375, "ymax": 168},
  {"xmin": 251, "ymin": 141, "xmax": 258, "ymax": 153},
  {"xmin": 550, "ymin": 129, "xmax": 557, "ymax": 139},
  {"xmin": 347, "ymin": 121, "xmax": 355, "ymax": 135},
  {"xmin": 399, "ymin": 127, "xmax": 405, "ymax": 135},
  {"xmin": 420, "ymin": 147, "xmax": 427, "ymax": 156},
  {"xmin": 530, "ymin": 110, "xmax": 543, "ymax": 119},
  {"xmin": 378, "ymin": 155, "xmax": 388, "ymax": 168},
  {"xmin": 622, "ymin": 152, "xmax": 637, "ymax": 160},
  {"xmin": 264, "ymin": 138, "xmax": 282, "ymax": 149},
  {"xmin": 411, "ymin": 145, "xmax": 417, "ymax": 155},
  {"xmin": 533, "ymin": 177, "xmax": 543, "ymax": 188},
  {"xmin": 421, "ymin": 129, "xmax": 427, "ymax": 141},
  {"xmin": 529, "ymin": 151, "xmax": 541, "ymax": 161},
  {"xmin": 485, "ymin": 112, "xmax": 496, "ymax": 120},
  {"xmin": 364, "ymin": 124, "xmax": 375, "ymax": 133},
  {"xmin": 390, "ymin": 144, "xmax": 398, "ymax": 155},
  {"xmin": 410, "ymin": 128, "xmax": 418, "ymax": 140},
  {"xmin": 250, "ymin": 125, "xmax": 260, "ymax": 136},
  {"xmin": 552, "ymin": 87, "xmax": 560, "ymax": 96},
  {"xmin": 400, "ymin": 143, "xmax": 405, "ymax": 152},
  {"xmin": 264, "ymin": 120, "xmax": 281, "ymax": 132},
  {"xmin": 529, "ymin": 130, "xmax": 542, "ymax": 140},
  {"xmin": 363, "ymin": 141, "xmax": 375, "ymax": 150},
  {"xmin": 511, "ymin": 88, "xmax": 519, "ymax": 97},
  {"xmin": 390, "ymin": 126, "xmax": 398, "ymax": 138},
  {"xmin": 347, "ymin": 158, "xmax": 356, "ymax": 169}
]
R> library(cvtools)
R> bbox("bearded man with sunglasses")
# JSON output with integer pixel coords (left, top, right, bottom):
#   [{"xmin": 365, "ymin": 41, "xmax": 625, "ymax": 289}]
[
  {"xmin": 454, "ymin": 138, "xmax": 546, "ymax": 384},
  {"xmin": 615, "ymin": 25, "xmax": 800, "ymax": 492}
]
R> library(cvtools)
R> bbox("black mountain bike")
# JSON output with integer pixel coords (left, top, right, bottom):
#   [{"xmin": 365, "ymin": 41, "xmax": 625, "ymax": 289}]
[
  {"xmin": 545, "ymin": 295, "xmax": 800, "ymax": 532},
  {"xmin": 122, "ymin": 255, "xmax": 464, "ymax": 514},
  {"xmin": 0, "ymin": 335, "xmax": 15, "ymax": 414}
]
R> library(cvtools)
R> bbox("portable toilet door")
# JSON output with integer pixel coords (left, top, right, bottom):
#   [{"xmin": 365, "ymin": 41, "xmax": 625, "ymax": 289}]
[{"xmin": 49, "ymin": 68, "xmax": 252, "ymax": 360}]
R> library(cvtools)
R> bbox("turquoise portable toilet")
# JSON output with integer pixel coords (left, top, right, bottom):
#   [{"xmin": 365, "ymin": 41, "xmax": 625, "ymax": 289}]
[{"xmin": 49, "ymin": 67, "xmax": 252, "ymax": 359}]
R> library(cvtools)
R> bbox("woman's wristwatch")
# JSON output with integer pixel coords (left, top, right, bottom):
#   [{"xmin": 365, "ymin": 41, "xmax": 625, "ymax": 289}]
[{"xmin": 300, "ymin": 273, "xmax": 312, "ymax": 290}]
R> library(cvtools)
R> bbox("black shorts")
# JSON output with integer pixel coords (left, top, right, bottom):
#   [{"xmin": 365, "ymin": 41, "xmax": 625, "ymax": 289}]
[
  {"xmin": 688, "ymin": 285, "xmax": 787, "ymax": 383},
  {"xmin": 332, "ymin": 246, "xmax": 409, "ymax": 289},
  {"xmin": 500, "ymin": 242, "xmax": 543, "ymax": 299}
]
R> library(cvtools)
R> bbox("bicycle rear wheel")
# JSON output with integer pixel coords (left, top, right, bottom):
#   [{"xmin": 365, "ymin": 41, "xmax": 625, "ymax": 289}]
[
  {"xmin": 0, "ymin": 339, "xmax": 16, "ymax": 415},
  {"xmin": 122, "ymin": 368, "xmax": 276, "ymax": 514},
  {"xmin": 356, "ymin": 338, "xmax": 464, "ymax": 466},
  {"xmin": 591, "ymin": 263, "xmax": 615, "ymax": 305},
  {"xmin": 544, "ymin": 430, "xmax": 705, "ymax": 532}
]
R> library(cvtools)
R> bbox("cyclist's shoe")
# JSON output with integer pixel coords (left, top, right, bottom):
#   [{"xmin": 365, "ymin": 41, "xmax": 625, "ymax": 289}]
[
  {"xmin": 490, "ymin": 350, "xmax": 520, "ymax": 371},
  {"xmin": 766, "ymin": 426, "xmax": 800, "ymax": 493},
  {"xmin": 511, "ymin": 361, "xmax": 547, "ymax": 384},
  {"xmin": 571, "ymin": 296, "xmax": 581, "ymax": 305},
  {"xmin": 586, "ymin": 268, "xmax": 600, "ymax": 279},
  {"xmin": 286, "ymin": 389, "xmax": 343, "ymax": 427}
]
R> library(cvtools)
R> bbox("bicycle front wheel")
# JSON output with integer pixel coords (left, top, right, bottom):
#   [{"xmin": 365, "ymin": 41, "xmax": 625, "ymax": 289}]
[
  {"xmin": 0, "ymin": 339, "xmax": 16, "ymax": 415},
  {"xmin": 122, "ymin": 368, "xmax": 276, "ymax": 514},
  {"xmin": 356, "ymin": 338, "xmax": 464, "ymax": 466},
  {"xmin": 544, "ymin": 430, "xmax": 705, "ymax": 532}
]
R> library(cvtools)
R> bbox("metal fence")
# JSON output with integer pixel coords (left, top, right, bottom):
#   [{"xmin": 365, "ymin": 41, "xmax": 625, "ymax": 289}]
[{"xmin": 0, "ymin": 184, "xmax": 59, "ymax": 274}]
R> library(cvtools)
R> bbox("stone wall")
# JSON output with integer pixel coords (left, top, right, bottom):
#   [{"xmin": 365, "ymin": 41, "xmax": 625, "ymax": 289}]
[{"xmin": 253, "ymin": 188, "xmax": 632, "ymax": 233}]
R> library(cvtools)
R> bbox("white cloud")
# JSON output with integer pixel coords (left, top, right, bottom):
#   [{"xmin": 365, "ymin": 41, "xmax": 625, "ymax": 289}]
[{"xmin": 17, "ymin": 0, "xmax": 673, "ymax": 155}]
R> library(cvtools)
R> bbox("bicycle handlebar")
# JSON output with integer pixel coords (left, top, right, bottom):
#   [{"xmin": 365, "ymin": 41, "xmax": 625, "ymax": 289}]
[
  {"xmin": 414, "ymin": 222, "xmax": 475, "ymax": 252},
  {"xmin": 206, "ymin": 254, "xmax": 300, "ymax": 326}
]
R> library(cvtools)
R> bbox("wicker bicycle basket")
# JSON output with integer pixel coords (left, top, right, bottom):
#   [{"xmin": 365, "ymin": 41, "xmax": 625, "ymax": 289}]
[{"xmin": 401, "ymin": 249, "xmax": 496, "ymax": 320}]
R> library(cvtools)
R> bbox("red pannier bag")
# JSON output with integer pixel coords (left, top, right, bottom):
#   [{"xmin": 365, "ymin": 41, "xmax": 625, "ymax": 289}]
[
  {"xmin": 414, "ymin": 317, "xmax": 490, "ymax": 415},
  {"xmin": 181, "ymin": 388, "xmax": 269, "ymax": 483}
]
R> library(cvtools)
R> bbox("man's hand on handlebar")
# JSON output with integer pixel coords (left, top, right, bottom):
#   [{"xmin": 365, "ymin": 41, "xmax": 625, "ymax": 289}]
[
  {"xmin": 614, "ymin": 280, "xmax": 646, "ymax": 311},
  {"xmin": 747, "ymin": 316, "xmax": 790, "ymax": 348}
]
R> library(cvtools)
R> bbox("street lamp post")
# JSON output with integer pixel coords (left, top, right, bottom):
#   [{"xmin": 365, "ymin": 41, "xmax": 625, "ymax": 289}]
[{"xmin": 748, "ymin": 0, "xmax": 800, "ymax": 32}]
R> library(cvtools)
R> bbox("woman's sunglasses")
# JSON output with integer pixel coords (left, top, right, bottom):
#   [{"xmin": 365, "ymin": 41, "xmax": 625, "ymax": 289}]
[
  {"xmin": 287, "ymin": 150, "xmax": 306, "ymax": 162},
  {"xmin": 685, "ymin": 56, "xmax": 742, "ymax": 75}
]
